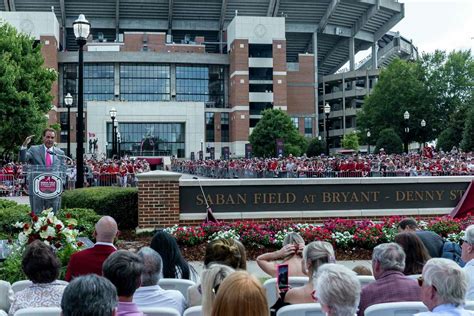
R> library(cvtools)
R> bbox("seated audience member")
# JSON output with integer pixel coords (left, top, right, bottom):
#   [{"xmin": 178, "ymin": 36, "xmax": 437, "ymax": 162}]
[
  {"xmin": 66, "ymin": 216, "xmax": 118, "ymax": 281},
  {"xmin": 201, "ymin": 264, "xmax": 235, "ymax": 316},
  {"xmin": 257, "ymin": 232, "xmax": 306, "ymax": 277},
  {"xmin": 357, "ymin": 242, "xmax": 421, "ymax": 316},
  {"xmin": 415, "ymin": 258, "xmax": 474, "ymax": 316},
  {"xmin": 315, "ymin": 264, "xmax": 361, "ymax": 316},
  {"xmin": 211, "ymin": 271, "xmax": 268, "ymax": 316},
  {"xmin": 398, "ymin": 218, "xmax": 444, "ymax": 258},
  {"xmin": 188, "ymin": 238, "xmax": 246, "ymax": 307},
  {"xmin": 9, "ymin": 240, "xmax": 66, "ymax": 315},
  {"xmin": 352, "ymin": 265, "xmax": 372, "ymax": 276},
  {"xmin": 284, "ymin": 241, "xmax": 335, "ymax": 304},
  {"xmin": 395, "ymin": 232, "xmax": 431, "ymax": 275},
  {"xmin": 61, "ymin": 274, "xmax": 117, "ymax": 316},
  {"xmin": 462, "ymin": 225, "xmax": 474, "ymax": 300},
  {"xmin": 150, "ymin": 230, "xmax": 198, "ymax": 281},
  {"xmin": 103, "ymin": 250, "xmax": 144, "ymax": 316},
  {"xmin": 133, "ymin": 247, "xmax": 186, "ymax": 314}
]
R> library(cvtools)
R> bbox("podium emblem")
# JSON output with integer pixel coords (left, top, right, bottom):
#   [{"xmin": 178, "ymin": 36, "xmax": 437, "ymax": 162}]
[{"xmin": 33, "ymin": 174, "xmax": 63, "ymax": 199}]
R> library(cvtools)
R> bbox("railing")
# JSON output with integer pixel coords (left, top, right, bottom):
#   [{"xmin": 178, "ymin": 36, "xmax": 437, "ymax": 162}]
[{"xmin": 171, "ymin": 165, "xmax": 474, "ymax": 179}]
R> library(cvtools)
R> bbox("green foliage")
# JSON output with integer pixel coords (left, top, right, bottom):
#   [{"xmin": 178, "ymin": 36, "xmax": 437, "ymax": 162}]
[
  {"xmin": 57, "ymin": 208, "xmax": 100, "ymax": 238},
  {"xmin": 0, "ymin": 199, "xmax": 18, "ymax": 209},
  {"xmin": 62, "ymin": 187, "xmax": 138, "ymax": 229},
  {"xmin": 249, "ymin": 109, "xmax": 308, "ymax": 157},
  {"xmin": 306, "ymin": 138, "xmax": 325, "ymax": 157},
  {"xmin": 436, "ymin": 127, "xmax": 460, "ymax": 152},
  {"xmin": 460, "ymin": 101, "xmax": 474, "ymax": 152},
  {"xmin": 374, "ymin": 128, "xmax": 403, "ymax": 154},
  {"xmin": 0, "ymin": 204, "xmax": 30, "ymax": 239},
  {"xmin": 0, "ymin": 22, "xmax": 57, "ymax": 155},
  {"xmin": 341, "ymin": 132, "xmax": 360, "ymax": 151},
  {"xmin": 0, "ymin": 250, "xmax": 26, "ymax": 283}
]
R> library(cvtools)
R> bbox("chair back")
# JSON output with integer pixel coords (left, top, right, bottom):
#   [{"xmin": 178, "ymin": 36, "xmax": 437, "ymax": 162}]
[
  {"xmin": 11, "ymin": 281, "xmax": 32, "ymax": 293},
  {"xmin": 364, "ymin": 302, "xmax": 428, "ymax": 316},
  {"xmin": 13, "ymin": 307, "xmax": 61, "ymax": 316},
  {"xmin": 0, "ymin": 281, "xmax": 12, "ymax": 312},
  {"xmin": 357, "ymin": 275, "xmax": 376, "ymax": 287},
  {"xmin": 138, "ymin": 307, "xmax": 180, "ymax": 316},
  {"xmin": 264, "ymin": 276, "xmax": 308, "ymax": 307},
  {"xmin": 158, "ymin": 278, "xmax": 195, "ymax": 298},
  {"xmin": 183, "ymin": 305, "xmax": 202, "ymax": 316},
  {"xmin": 465, "ymin": 301, "xmax": 474, "ymax": 311},
  {"xmin": 276, "ymin": 303, "xmax": 324, "ymax": 316}
]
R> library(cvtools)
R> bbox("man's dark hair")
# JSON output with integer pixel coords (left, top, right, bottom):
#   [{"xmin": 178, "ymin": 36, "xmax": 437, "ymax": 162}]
[
  {"xmin": 42, "ymin": 128, "xmax": 56, "ymax": 136},
  {"xmin": 102, "ymin": 250, "xmax": 144, "ymax": 297},
  {"xmin": 61, "ymin": 275, "xmax": 117, "ymax": 316},
  {"xmin": 22, "ymin": 240, "xmax": 60, "ymax": 283},
  {"xmin": 398, "ymin": 218, "xmax": 418, "ymax": 230}
]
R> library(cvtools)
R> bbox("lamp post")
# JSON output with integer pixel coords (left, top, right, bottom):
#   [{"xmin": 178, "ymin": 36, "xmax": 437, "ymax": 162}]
[
  {"xmin": 64, "ymin": 93, "xmax": 73, "ymax": 158},
  {"xmin": 403, "ymin": 110, "xmax": 410, "ymax": 153},
  {"xmin": 109, "ymin": 108, "xmax": 117, "ymax": 158},
  {"xmin": 420, "ymin": 119, "xmax": 426, "ymax": 151},
  {"xmin": 117, "ymin": 132, "xmax": 121, "ymax": 158},
  {"xmin": 113, "ymin": 120, "xmax": 119, "ymax": 159},
  {"xmin": 367, "ymin": 131, "xmax": 371, "ymax": 155},
  {"xmin": 324, "ymin": 103, "xmax": 331, "ymax": 156},
  {"xmin": 200, "ymin": 139, "xmax": 204, "ymax": 160},
  {"xmin": 73, "ymin": 14, "xmax": 90, "ymax": 189}
]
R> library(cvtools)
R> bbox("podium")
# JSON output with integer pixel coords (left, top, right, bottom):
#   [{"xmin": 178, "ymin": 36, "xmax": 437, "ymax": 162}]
[{"xmin": 24, "ymin": 165, "xmax": 67, "ymax": 214}]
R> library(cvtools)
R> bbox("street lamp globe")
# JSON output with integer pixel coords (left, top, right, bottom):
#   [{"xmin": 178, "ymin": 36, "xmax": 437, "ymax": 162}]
[
  {"xmin": 367, "ymin": 131, "xmax": 371, "ymax": 138},
  {"xmin": 64, "ymin": 93, "xmax": 73, "ymax": 107},
  {"xmin": 421, "ymin": 119, "xmax": 426, "ymax": 127},
  {"xmin": 324, "ymin": 103, "xmax": 331, "ymax": 115},
  {"xmin": 109, "ymin": 107, "xmax": 117, "ymax": 120},
  {"xmin": 404, "ymin": 110, "xmax": 410, "ymax": 120},
  {"xmin": 73, "ymin": 14, "xmax": 90, "ymax": 41}
]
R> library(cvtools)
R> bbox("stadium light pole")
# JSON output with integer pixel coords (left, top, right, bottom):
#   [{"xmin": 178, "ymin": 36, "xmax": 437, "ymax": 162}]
[
  {"xmin": 403, "ymin": 110, "xmax": 410, "ymax": 153},
  {"xmin": 324, "ymin": 103, "xmax": 331, "ymax": 156},
  {"xmin": 367, "ymin": 130, "xmax": 371, "ymax": 155},
  {"xmin": 73, "ymin": 14, "xmax": 90, "ymax": 189},
  {"xmin": 64, "ymin": 93, "xmax": 73, "ymax": 158},
  {"xmin": 109, "ymin": 108, "xmax": 117, "ymax": 158}
]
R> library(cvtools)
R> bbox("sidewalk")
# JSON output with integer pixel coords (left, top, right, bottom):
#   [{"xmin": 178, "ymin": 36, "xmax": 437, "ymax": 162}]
[{"xmin": 0, "ymin": 196, "xmax": 29, "ymax": 205}]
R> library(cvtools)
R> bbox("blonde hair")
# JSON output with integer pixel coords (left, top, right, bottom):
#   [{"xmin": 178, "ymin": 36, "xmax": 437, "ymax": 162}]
[
  {"xmin": 201, "ymin": 264, "xmax": 235, "ymax": 316},
  {"xmin": 303, "ymin": 241, "xmax": 335, "ymax": 277},
  {"xmin": 204, "ymin": 238, "xmax": 244, "ymax": 270},
  {"xmin": 211, "ymin": 271, "xmax": 268, "ymax": 316}
]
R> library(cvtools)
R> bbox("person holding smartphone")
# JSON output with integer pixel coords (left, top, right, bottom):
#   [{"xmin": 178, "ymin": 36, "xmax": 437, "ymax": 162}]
[{"xmin": 257, "ymin": 232, "xmax": 306, "ymax": 277}]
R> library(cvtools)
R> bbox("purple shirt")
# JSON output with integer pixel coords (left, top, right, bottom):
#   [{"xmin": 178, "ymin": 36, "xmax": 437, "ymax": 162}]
[
  {"xmin": 117, "ymin": 301, "xmax": 144, "ymax": 316},
  {"xmin": 358, "ymin": 270, "xmax": 421, "ymax": 316}
]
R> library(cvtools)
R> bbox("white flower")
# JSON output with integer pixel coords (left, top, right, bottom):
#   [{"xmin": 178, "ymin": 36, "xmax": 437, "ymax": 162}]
[
  {"xmin": 40, "ymin": 226, "xmax": 56, "ymax": 239},
  {"xmin": 18, "ymin": 232, "xmax": 28, "ymax": 245}
]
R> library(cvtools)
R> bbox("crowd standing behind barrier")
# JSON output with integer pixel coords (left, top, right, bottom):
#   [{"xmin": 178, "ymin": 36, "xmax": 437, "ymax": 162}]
[
  {"xmin": 0, "ymin": 157, "xmax": 151, "ymax": 196},
  {"xmin": 172, "ymin": 151, "xmax": 474, "ymax": 179}
]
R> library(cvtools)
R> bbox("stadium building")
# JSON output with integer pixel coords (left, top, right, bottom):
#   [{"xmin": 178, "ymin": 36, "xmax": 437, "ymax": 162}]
[{"xmin": 0, "ymin": 0, "xmax": 415, "ymax": 158}]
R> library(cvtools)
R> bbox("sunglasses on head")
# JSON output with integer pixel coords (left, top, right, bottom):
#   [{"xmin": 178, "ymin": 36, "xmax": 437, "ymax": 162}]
[{"xmin": 417, "ymin": 276, "xmax": 437, "ymax": 291}]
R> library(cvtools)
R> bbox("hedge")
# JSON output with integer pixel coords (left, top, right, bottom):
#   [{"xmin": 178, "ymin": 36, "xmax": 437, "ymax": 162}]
[{"xmin": 61, "ymin": 187, "xmax": 138, "ymax": 230}]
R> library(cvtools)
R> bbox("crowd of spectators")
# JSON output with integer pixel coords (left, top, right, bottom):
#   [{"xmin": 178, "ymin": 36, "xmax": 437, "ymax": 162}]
[
  {"xmin": 3, "ymin": 216, "xmax": 474, "ymax": 316},
  {"xmin": 0, "ymin": 157, "xmax": 151, "ymax": 196},
  {"xmin": 172, "ymin": 151, "xmax": 474, "ymax": 179}
]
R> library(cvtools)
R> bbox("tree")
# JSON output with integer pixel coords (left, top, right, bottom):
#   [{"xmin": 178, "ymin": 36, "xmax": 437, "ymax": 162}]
[
  {"xmin": 0, "ymin": 22, "xmax": 56, "ymax": 157},
  {"xmin": 249, "ymin": 109, "xmax": 308, "ymax": 157},
  {"xmin": 460, "ymin": 100, "xmax": 474, "ymax": 152},
  {"xmin": 436, "ymin": 127, "xmax": 459, "ymax": 152},
  {"xmin": 341, "ymin": 132, "xmax": 360, "ymax": 151},
  {"xmin": 357, "ymin": 58, "xmax": 434, "ymax": 145},
  {"xmin": 306, "ymin": 138, "xmax": 325, "ymax": 157},
  {"xmin": 374, "ymin": 128, "xmax": 403, "ymax": 154}
]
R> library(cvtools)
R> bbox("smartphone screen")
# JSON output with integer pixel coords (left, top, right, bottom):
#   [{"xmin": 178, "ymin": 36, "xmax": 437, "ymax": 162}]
[{"xmin": 277, "ymin": 264, "xmax": 289, "ymax": 290}]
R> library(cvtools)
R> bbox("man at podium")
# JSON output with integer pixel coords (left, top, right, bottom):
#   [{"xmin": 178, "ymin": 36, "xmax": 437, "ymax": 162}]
[{"xmin": 19, "ymin": 128, "xmax": 66, "ymax": 214}]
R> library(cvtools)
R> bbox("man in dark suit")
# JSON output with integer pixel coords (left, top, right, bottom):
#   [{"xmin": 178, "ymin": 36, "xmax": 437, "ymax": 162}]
[
  {"xmin": 65, "ymin": 216, "xmax": 118, "ymax": 281},
  {"xmin": 19, "ymin": 128, "xmax": 66, "ymax": 214}
]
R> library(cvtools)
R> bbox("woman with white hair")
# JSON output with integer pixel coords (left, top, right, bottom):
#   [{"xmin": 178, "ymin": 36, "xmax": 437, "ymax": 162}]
[
  {"xmin": 315, "ymin": 264, "xmax": 361, "ymax": 316},
  {"xmin": 415, "ymin": 258, "xmax": 474, "ymax": 315},
  {"xmin": 201, "ymin": 264, "xmax": 235, "ymax": 316}
]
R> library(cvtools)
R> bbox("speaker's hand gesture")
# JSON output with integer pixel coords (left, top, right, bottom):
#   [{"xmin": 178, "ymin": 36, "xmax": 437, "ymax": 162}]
[{"xmin": 22, "ymin": 135, "xmax": 35, "ymax": 147}]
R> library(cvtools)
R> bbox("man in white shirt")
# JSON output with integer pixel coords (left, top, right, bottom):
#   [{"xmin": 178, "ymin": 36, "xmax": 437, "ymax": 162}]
[
  {"xmin": 462, "ymin": 225, "xmax": 474, "ymax": 300},
  {"xmin": 134, "ymin": 247, "xmax": 186, "ymax": 314},
  {"xmin": 416, "ymin": 258, "xmax": 474, "ymax": 316}
]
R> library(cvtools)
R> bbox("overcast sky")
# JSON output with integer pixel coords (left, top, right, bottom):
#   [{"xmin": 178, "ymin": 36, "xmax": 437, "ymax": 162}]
[{"xmin": 391, "ymin": 0, "xmax": 474, "ymax": 53}]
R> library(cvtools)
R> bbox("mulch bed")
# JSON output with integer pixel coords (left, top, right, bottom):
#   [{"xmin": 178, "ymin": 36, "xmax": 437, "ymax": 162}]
[{"xmin": 116, "ymin": 231, "xmax": 372, "ymax": 261}]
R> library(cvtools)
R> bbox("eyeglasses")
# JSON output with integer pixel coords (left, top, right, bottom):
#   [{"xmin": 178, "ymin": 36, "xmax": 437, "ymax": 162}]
[
  {"xmin": 417, "ymin": 276, "xmax": 424, "ymax": 287},
  {"xmin": 212, "ymin": 283, "xmax": 220, "ymax": 295}
]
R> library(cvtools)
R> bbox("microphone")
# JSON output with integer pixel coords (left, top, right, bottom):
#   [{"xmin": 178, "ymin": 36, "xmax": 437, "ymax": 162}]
[{"xmin": 193, "ymin": 176, "xmax": 217, "ymax": 223}]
